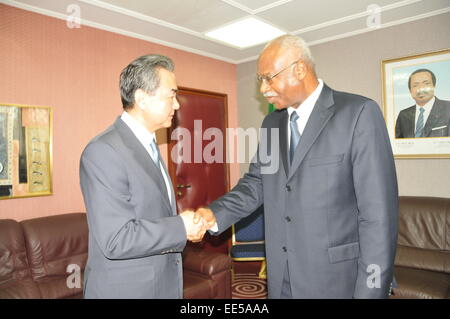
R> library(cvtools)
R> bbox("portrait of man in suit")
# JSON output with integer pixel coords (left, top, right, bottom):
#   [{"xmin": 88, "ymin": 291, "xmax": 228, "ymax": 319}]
[
  {"xmin": 79, "ymin": 54, "xmax": 207, "ymax": 299},
  {"xmin": 195, "ymin": 35, "xmax": 398, "ymax": 299},
  {"xmin": 395, "ymin": 69, "xmax": 450, "ymax": 138}
]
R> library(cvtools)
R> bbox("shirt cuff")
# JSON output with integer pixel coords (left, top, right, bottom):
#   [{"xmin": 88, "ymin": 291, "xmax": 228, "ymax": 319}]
[{"xmin": 210, "ymin": 222, "xmax": 218, "ymax": 232}]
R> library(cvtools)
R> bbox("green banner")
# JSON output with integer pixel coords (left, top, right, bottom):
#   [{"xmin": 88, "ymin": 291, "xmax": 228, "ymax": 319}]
[{"xmin": 268, "ymin": 103, "xmax": 276, "ymax": 113}]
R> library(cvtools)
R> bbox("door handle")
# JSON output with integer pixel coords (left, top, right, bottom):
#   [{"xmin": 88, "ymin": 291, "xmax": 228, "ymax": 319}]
[{"xmin": 176, "ymin": 184, "xmax": 191, "ymax": 197}]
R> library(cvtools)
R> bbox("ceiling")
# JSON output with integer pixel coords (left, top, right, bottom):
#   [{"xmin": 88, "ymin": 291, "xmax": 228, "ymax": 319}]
[{"xmin": 3, "ymin": 0, "xmax": 449, "ymax": 64}]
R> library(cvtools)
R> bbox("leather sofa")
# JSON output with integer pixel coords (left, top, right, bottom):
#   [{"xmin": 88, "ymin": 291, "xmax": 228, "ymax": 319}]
[
  {"xmin": 0, "ymin": 213, "xmax": 231, "ymax": 299},
  {"xmin": 392, "ymin": 196, "xmax": 450, "ymax": 299}
]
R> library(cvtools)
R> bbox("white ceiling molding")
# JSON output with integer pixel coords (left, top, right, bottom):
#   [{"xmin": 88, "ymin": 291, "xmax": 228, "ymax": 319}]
[
  {"xmin": 75, "ymin": 0, "xmax": 433, "ymax": 52},
  {"xmin": 77, "ymin": 0, "xmax": 204, "ymax": 37},
  {"xmin": 220, "ymin": 0, "xmax": 294, "ymax": 14},
  {"xmin": 293, "ymin": 0, "xmax": 423, "ymax": 34},
  {"xmin": 251, "ymin": 0, "xmax": 295, "ymax": 14},
  {"xmin": 76, "ymin": 0, "xmax": 259, "ymax": 51},
  {"xmin": 236, "ymin": 6, "xmax": 450, "ymax": 64},
  {"xmin": 2, "ymin": 0, "xmax": 448, "ymax": 64},
  {"xmin": 307, "ymin": 7, "xmax": 450, "ymax": 46},
  {"xmin": 0, "ymin": 0, "xmax": 238, "ymax": 63},
  {"xmin": 77, "ymin": 0, "xmax": 292, "ymax": 50}
]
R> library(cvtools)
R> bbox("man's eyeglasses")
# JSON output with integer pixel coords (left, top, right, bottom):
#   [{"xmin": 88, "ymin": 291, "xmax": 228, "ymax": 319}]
[{"xmin": 257, "ymin": 59, "xmax": 300, "ymax": 84}]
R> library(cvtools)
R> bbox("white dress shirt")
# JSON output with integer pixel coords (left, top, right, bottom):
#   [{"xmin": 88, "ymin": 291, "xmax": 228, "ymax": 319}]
[
  {"xmin": 121, "ymin": 111, "xmax": 173, "ymax": 204},
  {"xmin": 287, "ymin": 79, "xmax": 324, "ymax": 148},
  {"xmin": 414, "ymin": 97, "xmax": 434, "ymax": 132}
]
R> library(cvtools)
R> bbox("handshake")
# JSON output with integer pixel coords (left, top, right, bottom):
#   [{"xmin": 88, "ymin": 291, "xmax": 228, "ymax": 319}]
[{"xmin": 180, "ymin": 208, "xmax": 217, "ymax": 242}]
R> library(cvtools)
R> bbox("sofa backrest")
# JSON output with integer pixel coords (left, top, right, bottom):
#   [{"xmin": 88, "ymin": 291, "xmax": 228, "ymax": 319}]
[
  {"xmin": 0, "ymin": 219, "xmax": 41, "ymax": 298},
  {"xmin": 0, "ymin": 219, "xmax": 30, "ymax": 283},
  {"xmin": 395, "ymin": 196, "xmax": 450, "ymax": 274},
  {"xmin": 21, "ymin": 213, "xmax": 88, "ymax": 298}
]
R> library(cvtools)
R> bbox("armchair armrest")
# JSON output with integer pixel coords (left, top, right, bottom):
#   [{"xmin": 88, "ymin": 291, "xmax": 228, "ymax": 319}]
[{"xmin": 183, "ymin": 245, "xmax": 231, "ymax": 276}]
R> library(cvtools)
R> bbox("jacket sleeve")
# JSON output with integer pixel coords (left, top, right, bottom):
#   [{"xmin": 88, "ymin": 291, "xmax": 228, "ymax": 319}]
[
  {"xmin": 208, "ymin": 147, "xmax": 264, "ymax": 235},
  {"xmin": 394, "ymin": 113, "xmax": 403, "ymax": 138},
  {"xmin": 351, "ymin": 100, "xmax": 398, "ymax": 298},
  {"xmin": 79, "ymin": 141, "xmax": 187, "ymax": 260}
]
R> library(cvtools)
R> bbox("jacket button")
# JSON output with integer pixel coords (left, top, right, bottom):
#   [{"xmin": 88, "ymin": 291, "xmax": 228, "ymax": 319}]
[
  {"xmin": 282, "ymin": 246, "xmax": 287, "ymax": 252},
  {"xmin": 286, "ymin": 185, "xmax": 291, "ymax": 191},
  {"xmin": 285, "ymin": 216, "xmax": 291, "ymax": 222}
]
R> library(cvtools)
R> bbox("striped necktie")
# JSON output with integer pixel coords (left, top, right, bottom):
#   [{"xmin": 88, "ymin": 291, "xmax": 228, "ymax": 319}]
[{"xmin": 415, "ymin": 107, "xmax": 425, "ymax": 138}]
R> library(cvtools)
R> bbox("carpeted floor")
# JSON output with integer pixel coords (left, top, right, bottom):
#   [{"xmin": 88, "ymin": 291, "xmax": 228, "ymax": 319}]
[{"xmin": 232, "ymin": 273, "xmax": 267, "ymax": 299}]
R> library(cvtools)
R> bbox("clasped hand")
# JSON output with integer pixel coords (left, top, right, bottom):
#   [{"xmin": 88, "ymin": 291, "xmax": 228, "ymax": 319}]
[{"xmin": 180, "ymin": 208, "xmax": 216, "ymax": 243}]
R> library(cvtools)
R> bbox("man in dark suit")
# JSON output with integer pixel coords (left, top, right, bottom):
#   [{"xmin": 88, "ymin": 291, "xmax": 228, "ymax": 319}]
[
  {"xmin": 395, "ymin": 69, "xmax": 450, "ymax": 138},
  {"xmin": 79, "ymin": 54, "xmax": 206, "ymax": 298},
  {"xmin": 195, "ymin": 35, "xmax": 398, "ymax": 298}
]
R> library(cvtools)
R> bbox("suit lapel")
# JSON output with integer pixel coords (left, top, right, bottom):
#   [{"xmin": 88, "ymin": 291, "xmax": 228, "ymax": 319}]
[
  {"xmin": 405, "ymin": 106, "xmax": 416, "ymax": 137},
  {"xmin": 287, "ymin": 85, "xmax": 336, "ymax": 182},
  {"xmin": 278, "ymin": 110, "xmax": 289, "ymax": 178},
  {"xmin": 423, "ymin": 99, "xmax": 440, "ymax": 137},
  {"xmin": 113, "ymin": 118, "xmax": 173, "ymax": 213}
]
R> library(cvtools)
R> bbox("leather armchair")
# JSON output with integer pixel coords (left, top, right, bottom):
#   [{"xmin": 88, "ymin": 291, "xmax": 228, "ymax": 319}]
[
  {"xmin": 183, "ymin": 244, "xmax": 231, "ymax": 299},
  {"xmin": 0, "ymin": 213, "xmax": 231, "ymax": 299},
  {"xmin": 392, "ymin": 196, "xmax": 450, "ymax": 299}
]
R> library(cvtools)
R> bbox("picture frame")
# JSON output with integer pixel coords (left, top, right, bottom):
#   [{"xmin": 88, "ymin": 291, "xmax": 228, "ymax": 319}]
[
  {"xmin": 0, "ymin": 103, "xmax": 53, "ymax": 199},
  {"xmin": 382, "ymin": 48, "xmax": 450, "ymax": 158}
]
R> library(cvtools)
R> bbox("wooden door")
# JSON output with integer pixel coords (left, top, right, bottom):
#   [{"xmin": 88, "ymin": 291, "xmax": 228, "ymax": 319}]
[{"xmin": 167, "ymin": 87, "xmax": 231, "ymax": 254}]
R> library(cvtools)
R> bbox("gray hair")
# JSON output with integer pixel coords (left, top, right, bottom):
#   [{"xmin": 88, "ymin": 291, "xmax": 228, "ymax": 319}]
[
  {"xmin": 263, "ymin": 35, "xmax": 315, "ymax": 70},
  {"xmin": 120, "ymin": 54, "xmax": 174, "ymax": 109}
]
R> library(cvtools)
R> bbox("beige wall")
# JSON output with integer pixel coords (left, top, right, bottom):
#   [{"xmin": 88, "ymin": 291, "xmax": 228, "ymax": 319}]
[{"xmin": 237, "ymin": 13, "xmax": 450, "ymax": 198}]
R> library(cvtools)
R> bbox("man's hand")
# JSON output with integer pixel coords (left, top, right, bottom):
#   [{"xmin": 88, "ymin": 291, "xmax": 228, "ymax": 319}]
[
  {"xmin": 180, "ymin": 210, "xmax": 208, "ymax": 242},
  {"xmin": 193, "ymin": 207, "xmax": 216, "ymax": 230}
]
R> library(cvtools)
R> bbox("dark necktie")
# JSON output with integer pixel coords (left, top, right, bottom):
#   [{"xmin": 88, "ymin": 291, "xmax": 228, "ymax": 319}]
[{"xmin": 290, "ymin": 111, "xmax": 300, "ymax": 164}]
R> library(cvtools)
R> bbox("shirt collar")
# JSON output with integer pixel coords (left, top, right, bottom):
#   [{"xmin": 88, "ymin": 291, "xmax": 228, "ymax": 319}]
[
  {"xmin": 415, "ymin": 96, "xmax": 435, "ymax": 113},
  {"xmin": 288, "ymin": 79, "xmax": 324, "ymax": 118},
  {"xmin": 120, "ymin": 111, "xmax": 156, "ymax": 145}
]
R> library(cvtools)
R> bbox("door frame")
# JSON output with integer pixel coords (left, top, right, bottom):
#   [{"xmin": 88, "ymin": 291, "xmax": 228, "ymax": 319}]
[{"xmin": 166, "ymin": 86, "xmax": 231, "ymax": 205}]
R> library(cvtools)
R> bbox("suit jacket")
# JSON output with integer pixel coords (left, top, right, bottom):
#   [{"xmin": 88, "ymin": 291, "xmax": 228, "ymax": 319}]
[
  {"xmin": 209, "ymin": 84, "xmax": 398, "ymax": 299},
  {"xmin": 79, "ymin": 117, "xmax": 186, "ymax": 299},
  {"xmin": 395, "ymin": 97, "xmax": 450, "ymax": 138}
]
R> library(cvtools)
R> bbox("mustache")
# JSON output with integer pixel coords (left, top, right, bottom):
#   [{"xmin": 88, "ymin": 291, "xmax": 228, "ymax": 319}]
[{"xmin": 415, "ymin": 87, "xmax": 434, "ymax": 95}]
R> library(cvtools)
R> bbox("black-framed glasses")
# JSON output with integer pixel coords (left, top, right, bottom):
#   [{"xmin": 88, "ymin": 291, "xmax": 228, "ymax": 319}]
[{"xmin": 257, "ymin": 59, "xmax": 300, "ymax": 84}]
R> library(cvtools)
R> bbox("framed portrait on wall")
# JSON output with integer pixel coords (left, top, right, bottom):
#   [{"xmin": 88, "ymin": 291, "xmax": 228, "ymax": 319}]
[
  {"xmin": 382, "ymin": 49, "xmax": 450, "ymax": 158},
  {"xmin": 0, "ymin": 104, "xmax": 52, "ymax": 199}
]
